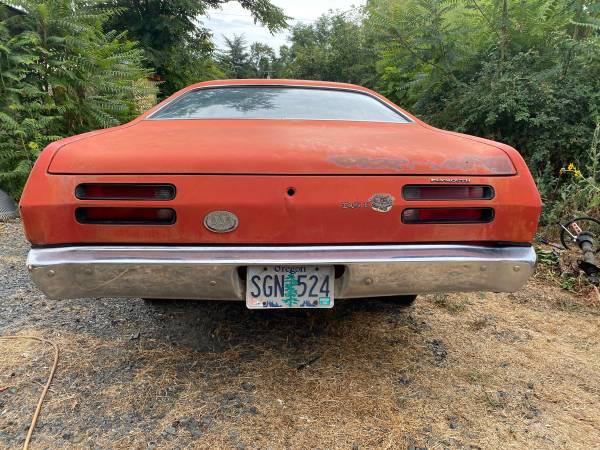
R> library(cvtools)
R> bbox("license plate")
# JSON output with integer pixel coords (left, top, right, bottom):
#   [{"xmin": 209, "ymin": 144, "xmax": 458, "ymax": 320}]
[{"xmin": 246, "ymin": 265, "xmax": 334, "ymax": 309}]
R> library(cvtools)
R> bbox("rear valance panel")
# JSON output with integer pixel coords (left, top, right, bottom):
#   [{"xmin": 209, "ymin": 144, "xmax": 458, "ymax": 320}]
[{"xmin": 21, "ymin": 174, "xmax": 540, "ymax": 246}]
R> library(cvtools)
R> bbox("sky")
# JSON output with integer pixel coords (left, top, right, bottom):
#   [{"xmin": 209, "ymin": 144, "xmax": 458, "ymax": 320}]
[{"xmin": 203, "ymin": 0, "xmax": 366, "ymax": 51}]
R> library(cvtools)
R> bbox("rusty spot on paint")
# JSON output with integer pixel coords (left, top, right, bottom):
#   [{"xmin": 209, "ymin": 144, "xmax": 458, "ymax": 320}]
[
  {"xmin": 329, "ymin": 156, "xmax": 414, "ymax": 171},
  {"xmin": 430, "ymin": 156, "xmax": 514, "ymax": 174},
  {"xmin": 329, "ymin": 155, "xmax": 514, "ymax": 174}
]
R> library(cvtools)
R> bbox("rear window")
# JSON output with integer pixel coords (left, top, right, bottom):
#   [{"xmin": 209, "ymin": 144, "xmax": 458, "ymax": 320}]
[{"xmin": 148, "ymin": 86, "xmax": 410, "ymax": 123}]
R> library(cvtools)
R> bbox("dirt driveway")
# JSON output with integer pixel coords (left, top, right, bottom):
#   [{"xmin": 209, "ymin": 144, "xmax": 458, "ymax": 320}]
[{"xmin": 1, "ymin": 220, "xmax": 599, "ymax": 449}]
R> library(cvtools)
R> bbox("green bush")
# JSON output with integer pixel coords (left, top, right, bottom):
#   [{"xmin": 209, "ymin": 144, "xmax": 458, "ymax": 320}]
[
  {"xmin": 367, "ymin": 0, "xmax": 599, "ymax": 201},
  {"xmin": 0, "ymin": 1, "xmax": 156, "ymax": 199},
  {"xmin": 543, "ymin": 122, "xmax": 600, "ymax": 224}
]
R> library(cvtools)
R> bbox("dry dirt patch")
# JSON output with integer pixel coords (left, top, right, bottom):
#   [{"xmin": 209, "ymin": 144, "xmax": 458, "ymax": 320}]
[{"xmin": 1, "ymin": 220, "xmax": 599, "ymax": 449}]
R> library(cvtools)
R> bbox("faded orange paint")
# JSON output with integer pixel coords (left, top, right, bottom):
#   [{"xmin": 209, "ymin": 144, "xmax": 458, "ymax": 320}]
[{"xmin": 20, "ymin": 79, "xmax": 541, "ymax": 246}]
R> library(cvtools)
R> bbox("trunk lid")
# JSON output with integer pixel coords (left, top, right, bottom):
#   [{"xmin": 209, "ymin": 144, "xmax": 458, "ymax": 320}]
[{"xmin": 48, "ymin": 120, "xmax": 516, "ymax": 176}]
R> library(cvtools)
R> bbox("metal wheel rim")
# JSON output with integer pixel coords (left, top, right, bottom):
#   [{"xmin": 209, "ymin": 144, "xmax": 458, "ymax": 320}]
[{"xmin": 560, "ymin": 216, "xmax": 600, "ymax": 254}]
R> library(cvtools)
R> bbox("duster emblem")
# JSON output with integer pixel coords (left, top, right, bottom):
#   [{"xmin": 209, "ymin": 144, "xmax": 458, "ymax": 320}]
[
  {"xmin": 204, "ymin": 211, "xmax": 239, "ymax": 233},
  {"xmin": 430, "ymin": 178, "xmax": 471, "ymax": 183},
  {"xmin": 368, "ymin": 193, "xmax": 395, "ymax": 213}
]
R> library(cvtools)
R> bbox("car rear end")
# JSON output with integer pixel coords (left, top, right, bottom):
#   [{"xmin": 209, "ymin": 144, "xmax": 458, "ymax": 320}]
[{"xmin": 20, "ymin": 80, "xmax": 541, "ymax": 306}]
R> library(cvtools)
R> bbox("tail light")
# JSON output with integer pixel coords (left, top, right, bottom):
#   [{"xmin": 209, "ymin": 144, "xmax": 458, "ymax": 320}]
[
  {"xmin": 76, "ymin": 207, "xmax": 176, "ymax": 225},
  {"xmin": 403, "ymin": 185, "xmax": 494, "ymax": 200},
  {"xmin": 75, "ymin": 184, "xmax": 175, "ymax": 200},
  {"xmin": 402, "ymin": 208, "xmax": 494, "ymax": 224}
]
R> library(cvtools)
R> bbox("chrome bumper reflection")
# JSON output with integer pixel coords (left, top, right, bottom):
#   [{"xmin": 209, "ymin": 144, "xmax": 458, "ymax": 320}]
[{"xmin": 27, "ymin": 244, "xmax": 536, "ymax": 300}]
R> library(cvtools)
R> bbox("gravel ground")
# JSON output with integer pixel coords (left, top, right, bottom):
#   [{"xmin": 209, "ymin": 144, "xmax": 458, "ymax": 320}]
[{"xmin": 1, "ymin": 219, "xmax": 599, "ymax": 449}]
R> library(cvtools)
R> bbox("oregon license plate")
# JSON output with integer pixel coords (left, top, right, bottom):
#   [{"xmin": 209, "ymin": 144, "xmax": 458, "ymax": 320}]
[{"xmin": 246, "ymin": 265, "xmax": 334, "ymax": 309}]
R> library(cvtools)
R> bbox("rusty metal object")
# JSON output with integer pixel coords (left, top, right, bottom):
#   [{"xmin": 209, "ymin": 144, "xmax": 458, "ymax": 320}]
[
  {"xmin": 576, "ymin": 232, "xmax": 599, "ymax": 285},
  {"xmin": 557, "ymin": 217, "xmax": 600, "ymax": 285}
]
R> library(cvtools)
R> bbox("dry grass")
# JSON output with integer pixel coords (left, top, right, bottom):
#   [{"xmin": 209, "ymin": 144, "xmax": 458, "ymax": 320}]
[
  {"xmin": 2, "ymin": 282, "xmax": 600, "ymax": 449},
  {"xmin": 0, "ymin": 332, "xmax": 55, "ymax": 445}
]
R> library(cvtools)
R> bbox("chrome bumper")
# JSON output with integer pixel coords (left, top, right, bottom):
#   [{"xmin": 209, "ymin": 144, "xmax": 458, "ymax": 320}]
[{"xmin": 27, "ymin": 244, "xmax": 536, "ymax": 300}]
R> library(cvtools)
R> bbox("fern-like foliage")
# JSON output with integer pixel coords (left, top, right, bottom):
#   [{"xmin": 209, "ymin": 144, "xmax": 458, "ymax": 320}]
[
  {"xmin": 0, "ymin": 15, "xmax": 60, "ymax": 198},
  {"xmin": 0, "ymin": 1, "xmax": 157, "ymax": 198}
]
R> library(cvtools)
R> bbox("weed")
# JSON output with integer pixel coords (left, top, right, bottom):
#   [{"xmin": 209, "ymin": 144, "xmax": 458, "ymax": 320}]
[
  {"xmin": 431, "ymin": 293, "xmax": 467, "ymax": 314},
  {"xmin": 466, "ymin": 370, "xmax": 484, "ymax": 383},
  {"xmin": 470, "ymin": 317, "xmax": 490, "ymax": 331},
  {"xmin": 536, "ymin": 248, "xmax": 560, "ymax": 267},
  {"xmin": 432, "ymin": 293, "xmax": 448, "ymax": 307},
  {"xmin": 555, "ymin": 297, "xmax": 581, "ymax": 312},
  {"xmin": 560, "ymin": 274, "xmax": 578, "ymax": 292},
  {"xmin": 484, "ymin": 391, "xmax": 506, "ymax": 409}
]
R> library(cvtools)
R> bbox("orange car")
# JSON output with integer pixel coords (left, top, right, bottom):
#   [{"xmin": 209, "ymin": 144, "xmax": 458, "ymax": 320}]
[{"xmin": 20, "ymin": 79, "xmax": 541, "ymax": 308}]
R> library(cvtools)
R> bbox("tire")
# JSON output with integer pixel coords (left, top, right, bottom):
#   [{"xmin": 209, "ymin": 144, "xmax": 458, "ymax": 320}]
[
  {"xmin": 142, "ymin": 298, "xmax": 205, "ymax": 304},
  {"xmin": 142, "ymin": 298, "xmax": 172, "ymax": 305},
  {"xmin": 0, "ymin": 189, "xmax": 18, "ymax": 222},
  {"xmin": 386, "ymin": 295, "xmax": 417, "ymax": 305}
]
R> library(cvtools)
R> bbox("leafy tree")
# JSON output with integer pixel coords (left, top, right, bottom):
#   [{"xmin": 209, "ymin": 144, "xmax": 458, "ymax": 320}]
[
  {"xmin": 0, "ymin": 0, "xmax": 155, "ymax": 198},
  {"xmin": 218, "ymin": 37, "xmax": 280, "ymax": 79},
  {"xmin": 249, "ymin": 42, "xmax": 276, "ymax": 78},
  {"xmin": 282, "ymin": 10, "xmax": 377, "ymax": 85},
  {"xmin": 366, "ymin": 0, "xmax": 599, "ymax": 202},
  {"xmin": 271, "ymin": 44, "xmax": 292, "ymax": 77},
  {"xmin": 103, "ymin": 0, "xmax": 288, "ymax": 95},
  {"xmin": 159, "ymin": 43, "xmax": 224, "ymax": 94},
  {"xmin": 218, "ymin": 34, "xmax": 254, "ymax": 78}
]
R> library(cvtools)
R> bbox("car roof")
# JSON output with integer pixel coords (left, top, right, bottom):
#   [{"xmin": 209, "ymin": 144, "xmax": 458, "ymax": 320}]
[{"xmin": 183, "ymin": 79, "xmax": 370, "ymax": 92}]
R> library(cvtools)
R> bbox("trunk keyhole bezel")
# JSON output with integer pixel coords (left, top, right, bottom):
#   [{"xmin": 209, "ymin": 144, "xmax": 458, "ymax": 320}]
[{"xmin": 287, "ymin": 187, "xmax": 296, "ymax": 197}]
